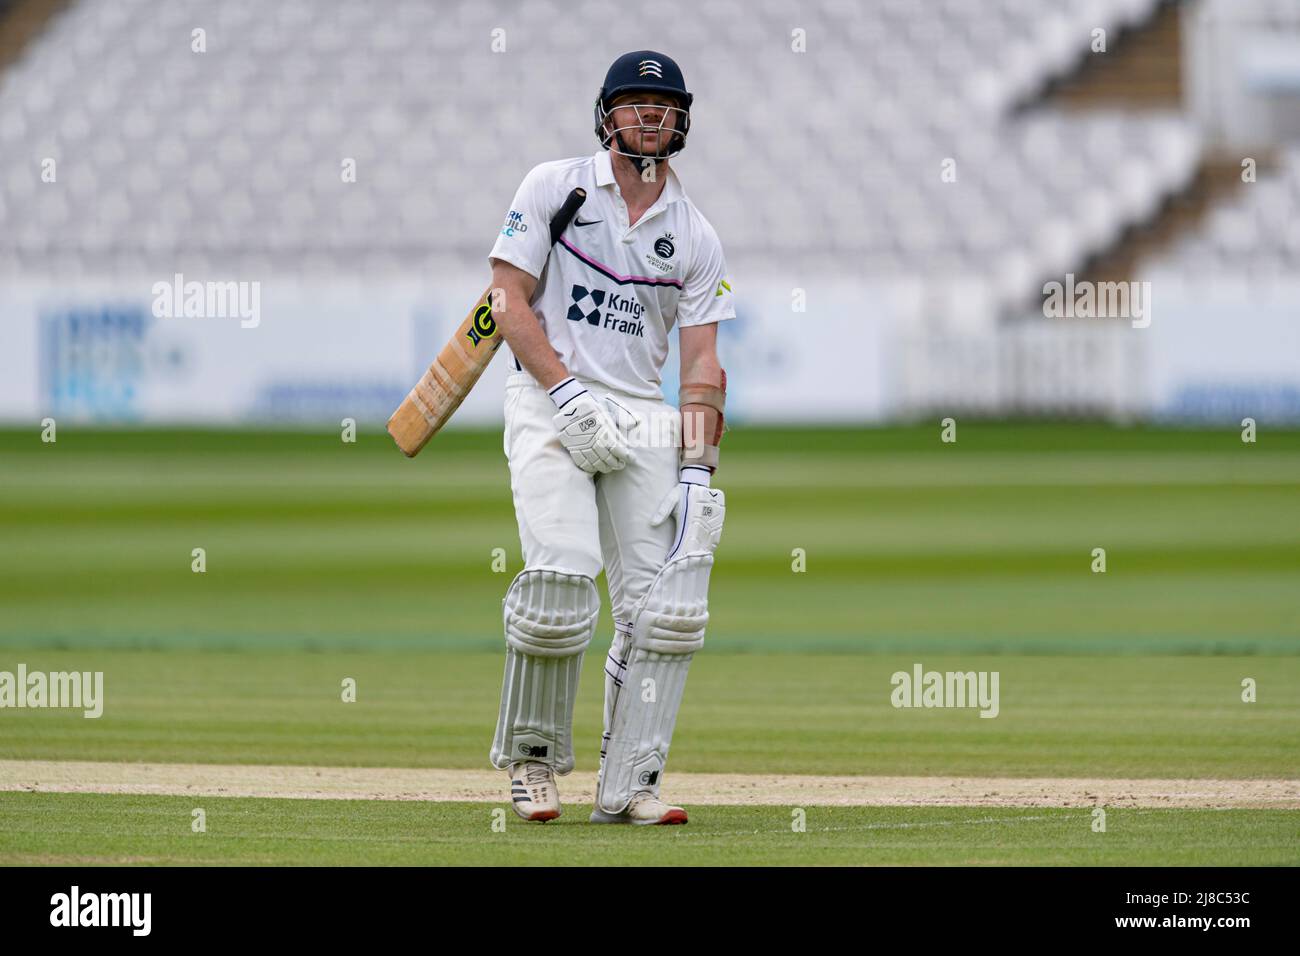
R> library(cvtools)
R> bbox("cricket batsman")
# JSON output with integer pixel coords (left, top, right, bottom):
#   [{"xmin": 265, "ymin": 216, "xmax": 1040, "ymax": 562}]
[{"xmin": 487, "ymin": 50, "xmax": 733, "ymax": 824}]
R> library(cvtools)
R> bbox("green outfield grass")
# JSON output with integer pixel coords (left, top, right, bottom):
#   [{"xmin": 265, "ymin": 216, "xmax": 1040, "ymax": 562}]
[
  {"xmin": 1, "ymin": 424, "xmax": 1298, "ymax": 654},
  {"xmin": 1, "ymin": 425, "xmax": 1297, "ymax": 866},
  {"xmin": 0, "ymin": 793, "xmax": 1294, "ymax": 866},
  {"xmin": 1, "ymin": 651, "xmax": 1296, "ymax": 777}
]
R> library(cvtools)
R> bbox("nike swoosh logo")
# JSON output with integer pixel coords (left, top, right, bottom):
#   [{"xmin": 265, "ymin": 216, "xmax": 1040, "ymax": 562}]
[{"xmin": 574, "ymin": 218, "xmax": 603, "ymax": 227}]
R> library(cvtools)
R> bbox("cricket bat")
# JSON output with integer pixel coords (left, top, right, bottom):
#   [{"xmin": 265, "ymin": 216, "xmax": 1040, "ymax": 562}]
[{"xmin": 387, "ymin": 186, "xmax": 587, "ymax": 457}]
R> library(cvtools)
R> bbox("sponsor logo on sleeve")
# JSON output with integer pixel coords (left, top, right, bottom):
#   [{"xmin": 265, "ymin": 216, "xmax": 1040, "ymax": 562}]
[{"xmin": 501, "ymin": 210, "xmax": 529, "ymax": 237}]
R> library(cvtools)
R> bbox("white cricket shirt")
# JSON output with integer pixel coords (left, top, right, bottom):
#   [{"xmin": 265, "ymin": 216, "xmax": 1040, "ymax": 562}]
[{"xmin": 487, "ymin": 150, "xmax": 735, "ymax": 400}]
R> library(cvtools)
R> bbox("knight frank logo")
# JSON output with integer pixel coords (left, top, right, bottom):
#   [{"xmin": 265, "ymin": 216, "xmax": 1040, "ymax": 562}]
[
  {"xmin": 568, "ymin": 284, "xmax": 606, "ymax": 324},
  {"xmin": 567, "ymin": 285, "xmax": 646, "ymax": 337}
]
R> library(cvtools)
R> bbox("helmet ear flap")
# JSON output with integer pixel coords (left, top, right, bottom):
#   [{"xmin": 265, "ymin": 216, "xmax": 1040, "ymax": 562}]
[
  {"xmin": 593, "ymin": 90, "xmax": 609, "ymax": 147},
  {"xmin": 594, "ymin": 88, "xmax": 619, "ymax": 149}
]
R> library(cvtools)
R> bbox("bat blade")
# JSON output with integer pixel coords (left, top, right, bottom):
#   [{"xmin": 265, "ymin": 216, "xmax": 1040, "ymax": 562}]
[{"xmin": 387, "ymin": 187, "xmax": 586, "ymax": 457}]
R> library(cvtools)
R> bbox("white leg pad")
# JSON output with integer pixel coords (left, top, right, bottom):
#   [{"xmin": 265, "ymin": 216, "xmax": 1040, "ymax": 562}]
[
  {"xmin": 490, "ymin": 567, "xmax": 599, "ymax": 775},
  {"xmin": 596, "ymin": 552, "xmax": 712, "ymax": 813}
]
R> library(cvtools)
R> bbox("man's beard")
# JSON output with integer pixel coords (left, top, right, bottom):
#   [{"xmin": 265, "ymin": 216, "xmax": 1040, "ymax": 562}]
[{"xmin": 615, "ymin": 129, "xmax": 672, "ymax": 168}]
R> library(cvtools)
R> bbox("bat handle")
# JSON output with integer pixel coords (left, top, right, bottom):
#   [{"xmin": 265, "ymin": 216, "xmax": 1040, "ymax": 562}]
[{"xmin": 549, "ymin": 187, "xmax": 587, "ymax": 245}]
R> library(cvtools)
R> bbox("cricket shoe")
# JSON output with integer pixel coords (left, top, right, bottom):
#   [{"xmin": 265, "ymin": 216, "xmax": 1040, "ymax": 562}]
[
  {"xmin": 589, "ymin": 791, "xmax": 688, "ymax": 825},
  {"xmin": 509, "ymin": 761, "xmax": 561, "ymax": 822}
]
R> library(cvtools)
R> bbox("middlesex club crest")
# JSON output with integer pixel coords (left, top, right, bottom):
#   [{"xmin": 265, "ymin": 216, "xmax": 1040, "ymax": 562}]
[{"xmin": 646, "ymin": 233, "xmax": 676, "ymax": 274}]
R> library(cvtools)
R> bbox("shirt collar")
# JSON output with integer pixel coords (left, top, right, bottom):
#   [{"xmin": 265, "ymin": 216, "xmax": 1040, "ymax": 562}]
[
  {"xmin": 595, "ymin": 149, "xmax": 616, "ymax": 187},
  {"xmin": 593, "ymin": 149, "xmax": 685, "ymax": 206}
]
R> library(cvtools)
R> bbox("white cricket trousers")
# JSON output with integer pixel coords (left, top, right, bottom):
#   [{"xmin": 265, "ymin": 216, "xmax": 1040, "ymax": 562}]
[{"xmin": 501, "ymin": 369, "xmax": 682, "ymax": 774}]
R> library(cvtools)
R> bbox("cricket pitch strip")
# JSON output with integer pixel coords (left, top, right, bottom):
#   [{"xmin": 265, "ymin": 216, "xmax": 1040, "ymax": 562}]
[{"xmin": 1, "ymin": 761, "xmax": 1296, "ymax": 808}]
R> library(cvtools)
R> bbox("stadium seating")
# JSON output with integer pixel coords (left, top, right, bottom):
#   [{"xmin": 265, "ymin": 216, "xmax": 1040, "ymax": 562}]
[
  {"xmin": 1148, "ymin": 148, "xmax": 1300, "ymax": 278},
  {"xmin": 0, "ymin": 0, "xmax": 1200, "ymax": 311}
]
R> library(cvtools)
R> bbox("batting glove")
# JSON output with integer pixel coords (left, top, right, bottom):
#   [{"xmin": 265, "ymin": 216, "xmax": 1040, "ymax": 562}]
[
  {"xmin": 651, "ymin": 477, "xmax": 725, "ymax": 561},
  {"xmin": 549, "ymin": 377, "xmax": 635, "ymax": 475}
]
